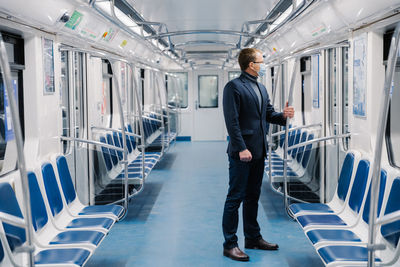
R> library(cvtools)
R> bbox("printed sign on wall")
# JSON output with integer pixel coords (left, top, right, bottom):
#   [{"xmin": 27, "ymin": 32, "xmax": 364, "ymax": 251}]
[{"xmin": 353, "ymin": 33, "xmax": 367, "ymax": 117}]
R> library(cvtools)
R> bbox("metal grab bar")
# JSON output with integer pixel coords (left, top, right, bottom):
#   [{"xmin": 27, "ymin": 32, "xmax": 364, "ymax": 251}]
[
  {"xmin": 133, "ymin": 114, "xmax": 164, "ymax": 123},
  {"xmin": 268, "ymin": 64, "xmax": 280, "ymax": 200},
  {"xmin": 287, "ymin": 134, "xmax": 351, "ymax": 151},
  {"xmin": 376, "ymin": 210, "xmax": 400, "ymax": 226},
  {"xmin": 271, "ymin": 123, "xmax": 322, "ymax": 137},
  {"xmin": 91, "ymin": 126, "xmax": 142, "ymax": 139},
  {"xmin": 143, "ymin": 110, "xmax": 169, "ymax": 118},
  {"xmin": 60, "ymin": 136, "xmax": 124, "ymax": 152},
  {"xmin": 368, "ymin": 22, "xmax": 400, "ymax": 267},
  {"xmin": 129, "ymin": 62, "xmax": 147, "ymax": 198},
  {"xmin": 0, "ymin": 33, "xmax": 35, "ymax": 266},
  {"xmin": 108, "ymin": 61, "xmax": 130, "ymax": 220},
  {"xmin": 0, "ymin": 212, "xmax": 26, "ymax": 228},
  {"xmin": 283, "ymin": 57, "xmax": 299, "ymax": 219}
]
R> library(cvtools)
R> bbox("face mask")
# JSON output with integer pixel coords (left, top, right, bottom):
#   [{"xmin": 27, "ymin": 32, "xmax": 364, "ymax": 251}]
[{"xmin": 258, "ymin": 63, "xmax": 267, "ymax": 77}]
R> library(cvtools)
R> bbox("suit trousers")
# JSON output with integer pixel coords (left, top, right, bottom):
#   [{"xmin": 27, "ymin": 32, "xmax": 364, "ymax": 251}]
[{"xmin": 222, "ymin": 156, "xmax": 265, "ymax": 249}]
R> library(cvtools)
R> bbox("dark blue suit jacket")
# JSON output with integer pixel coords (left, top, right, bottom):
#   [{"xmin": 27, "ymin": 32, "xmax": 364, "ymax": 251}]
[{"xmin": 223, "ymin": 73, "xmax": 286, "ymax": 160}]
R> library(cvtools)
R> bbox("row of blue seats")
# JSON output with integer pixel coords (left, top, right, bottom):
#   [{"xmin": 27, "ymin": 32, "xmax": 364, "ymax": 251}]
[
  {"xmin": 0, "ymin": 155, "xmax": 124, "ymax": 266},
  {"xmin": 265, "ymin": 128, "xmax": 315, "ymax": 180},
  {"xmin": 289, "ymin": 151, "xmax": 400, "ymax": 266},
  {"xmin": 142, "ymin": 115, "xmax": 162, "ymax": 141},
  {"xmin": 98, "ymin": 124, "xmax": 161, "ymax": 181}
]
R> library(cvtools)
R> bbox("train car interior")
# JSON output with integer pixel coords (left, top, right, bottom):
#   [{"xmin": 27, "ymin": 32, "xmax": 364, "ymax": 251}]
[{"xmin": 0, "ymin": 0, "xmax": 399, "ymax": 266}]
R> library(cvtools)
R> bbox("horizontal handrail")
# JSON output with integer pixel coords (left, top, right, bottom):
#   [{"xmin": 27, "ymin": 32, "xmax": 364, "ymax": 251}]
[
  {"xmin": 288, "ymin": 134, "xmax": 351, "ymax": 151},
  {"xmin": 60, "ymin": 136, "xmax": 124, "ymax": 152},
  {"xmin": 0, "ymin": 211, "xmax": 26, "ymax": 228},
  {"xmin": 91, "ymin": 126, "xmax": 142, "ymax": 139},
  {"xmin": 376, "ymin": 210, "xmax": 400, "ymax": 226},
  {"xmin": 271, "ymin": 123, "xmax": 322, "ymax": 137},
  {"xmin": 142, "ymin": 115, "xmax": 163, "ymax": 123},
  {"xmin": 143, "ymin": 110, "xmax": 169, "ymax": 118}
]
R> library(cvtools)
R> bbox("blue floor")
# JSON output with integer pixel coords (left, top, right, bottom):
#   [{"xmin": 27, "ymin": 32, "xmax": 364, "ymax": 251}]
[{"xmin": 87, "ymin": 141, "xmax": 323, "ymax": 267}]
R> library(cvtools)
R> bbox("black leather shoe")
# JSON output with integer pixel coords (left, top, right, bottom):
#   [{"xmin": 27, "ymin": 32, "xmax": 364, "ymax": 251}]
[
  {"xmin": 245, "ymin": 238, "xmax": 279, "ymax": 250},
  {"xmin": 223, "ymin": 247, "xmax": 250, "ymax": 261}
]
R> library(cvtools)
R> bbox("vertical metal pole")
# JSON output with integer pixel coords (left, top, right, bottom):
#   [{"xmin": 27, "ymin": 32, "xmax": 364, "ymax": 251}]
[
  {"xmin": 268, "ymin": 65, "xmax": 281, "ymax": 186},
  {"xmin": 130, "ymin": 64, "xmax": 146, "ymax": 183},
  {"xmin": 368, "ymin": 23, "xmax": 400, "ymax": 267},
  {"xmin": 0, "ymin": 34, "xmax": 34, "ymax": 266},
  {"xmin": 109, "ymin": 60, "xmax": 129, "ymax": 217},
  {"xmin": 283, "ymin": 58, "xmax": 299, "ymax": 218},
  {"xmin": 154, "ymin": 72, "xmax": 166, "ymax": 154}
]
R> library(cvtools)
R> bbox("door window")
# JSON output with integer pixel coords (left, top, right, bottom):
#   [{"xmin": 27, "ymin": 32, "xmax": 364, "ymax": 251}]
[{"xmin": 198, "ymin": 75, "xmax": 218, "ymax": 108}]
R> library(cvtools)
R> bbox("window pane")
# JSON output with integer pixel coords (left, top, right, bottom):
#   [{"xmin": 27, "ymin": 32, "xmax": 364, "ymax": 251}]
[
  {"xmin": 342, "ymin": 47, "xmax": 350, "ymax": 150},
  {"xmin": 102, "ymin": 60, "xmax": 112, "ymax": 127},
  {"xmin": 198, "ymin": 75, "xmax": 218, "ymax": 108},
  {"xmin": 168, "ymin": 72, "xmax": 188, "ymax": 108},
  {"xmin": 61, "ymin": 51, "xmax": 70, "ymax": 154},
  {"xmin": 389, "ymin": 66, "xmax": 400, "ymax": 167},
  {"xmin": 328, "ymin": 48, "xmax": 337, "ymax": 135},
  {"xmin": 228, "ymin": 71, "xmax": 241, "ymax": 81}
]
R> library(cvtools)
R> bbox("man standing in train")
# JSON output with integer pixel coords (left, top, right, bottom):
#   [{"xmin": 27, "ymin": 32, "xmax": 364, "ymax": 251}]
[{"xmin": 222, "ymin": 48, "xmax": 294, "ymax": 261}]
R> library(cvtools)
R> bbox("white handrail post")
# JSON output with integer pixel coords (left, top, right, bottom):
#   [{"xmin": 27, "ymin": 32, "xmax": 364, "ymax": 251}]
[
  {"xmin": 268, "ymin": 65, "xmax": 281, "ymax": 188},
  {"xmin": 0, "ymin": 33, "xmax": 35, "ymax": 266},
  {"xmin": 109, "ymin": 60, "xmax": 129, "ymax": 219},
  {"xmin": 283, "ymin": 57, "xmax": 299, "ymax": 219},
  {"xmin": 368, "ymin": 23, "xmax": 400, "ymax": 267},
  {"xmin": 129, "ymin": 64, "xmax": 146, "ymax": 186}
]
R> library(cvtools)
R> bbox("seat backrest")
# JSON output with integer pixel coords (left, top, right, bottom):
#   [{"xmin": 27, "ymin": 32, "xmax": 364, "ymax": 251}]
[
  {"xmin": 0, "ymin": 183, "xmax": 26, "ymax": 249},
  {"xmin": 362, "ymin": 169, "xmax": 387, "ymax": 224},
  {"xmin": 295, "ymin": 131, "xmax": 308, "ymax": 164},
  {"xmin": 127, "ymin": 125, "xmax": 137, "ymax": 150},
  {"xmin": 347, "ymin": 159, "xmax": 370, "ymax": 214},
  {"xmin": 381, "ymin": 177, "xmax": 400, "ymax": 247},
  {"xmin": 0, "ymin": 238, "xmax": 4, "ymax": 263},
  {"xmin": 301, "ymin": 133, "xmax": 314, "ymax": 168},
  {"xmin": 100, "ymin": 136, "xmax": 113, "ymax": 171},
  {"xmin": 336, "ymin": 152, "xmax": 355, "ymax": 201},
  {"xmin": 41, "ymin": 163, "xmax": 65, "ymax": 217},
  {"xmin": 119, "ymin": 131, "xmax": 132, "ymax": 153},
  {"xmin": 106, "ymin": 134, "xmax": 119, "ymax": 165},
  {"xmin": 290, "ymin": 130, "xmax": 302, "ymax": 158},
  {"xmin": 56, "ymin": 156, "xmax": 77, "ymax": 206},
  {"xmin": 112, "ymin": 132, "xmax": 123, "ymax": 161},
  {"xmin": 27, "ymin": 171, "xmax": 49, "ymax": 232}
]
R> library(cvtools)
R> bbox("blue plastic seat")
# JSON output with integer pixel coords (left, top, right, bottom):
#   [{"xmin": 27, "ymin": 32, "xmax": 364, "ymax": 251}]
[
  {"xmin": 296, "ymin": 159, "xmax": 370, "ymax": 228},
  {"xmin": 306, "ymin": 169, "xmax": 387, "ymax": 245},
  {"xmin": 100, "ymin": 136, "xmax": 113, "ymax": 171},
  {"xmin": 34, "ymin": 248, "xmax": 91, "ymax": 266},
  {"xmin": 317, "ymin": 246, "xmax": 381, "ymax": 265},
  {"xmin": 41, "ymin": 163, "xmax": 114, "ymax": 231},
  {"xmin": 56, "ymin": 156, "xmax": 124, "ymax": 219},
  {"xmin": 27, "ymin": 172, "xmax": 106, "ymax": 246},
  {"xmin": 313, "ymin": 175, "xmax": 399, "ymax": 266},
  {"xmin": 289, "ymin": 152, "xmax": 355, "ymax": 216}
]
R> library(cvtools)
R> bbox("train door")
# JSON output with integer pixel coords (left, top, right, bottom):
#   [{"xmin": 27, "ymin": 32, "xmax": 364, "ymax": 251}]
[
  {"xmin": 193, "ymin": 70, "xmax": 225, "ymax": 141},
  {"xmin": 60, "ymin": 49, "xmax": 89, "ymax": 204},
  {"xmin": 324, "ymin": 45, "xmax": 349, "ymax": 201},
  {"xmin": 0, "ymin": 32, "xmax": 24, "ymax": 175}
]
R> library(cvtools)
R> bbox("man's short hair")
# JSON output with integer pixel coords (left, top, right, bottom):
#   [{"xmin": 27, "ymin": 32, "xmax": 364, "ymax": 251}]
[{"xmin": 238, "ymin": 48, "xmax": 261, "ymax": 71}]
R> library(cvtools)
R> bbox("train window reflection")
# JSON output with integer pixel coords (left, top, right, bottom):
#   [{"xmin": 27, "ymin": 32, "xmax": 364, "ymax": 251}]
[
  {"xmin": 73, "ymin": 52, "xmax": 86, "ymax": 144},
  {"xmin": 102, "ymin": 59, "xmax": 113, "ymax": 127},
  {"xmin": 61, "ymin": 50, "xmax": 70, "ymax": 154},
  {"xmin": 328, "ymin": 48, "xmax": 337, "ymax": 136},
  {"xmin": 198, "ymin": 75, "xmax": 218, "ymax": 108},
  {"xmin": 387, "ymin": 66, "xmax": 400, "ymax": 168},
  {"xmin": 342, "ymin": 47, "xmax": 350, "ymax": 150},
  {"xmin": 167, "ymin": 72, "xmax": 188, "ymax": 108},
  {"xmin": 0, "ymin": 31, "xmax": 24, "ymax": 173},
  {"xmin": 228, "ymin": 71, "xmax": 241, "ymax": 81}
]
